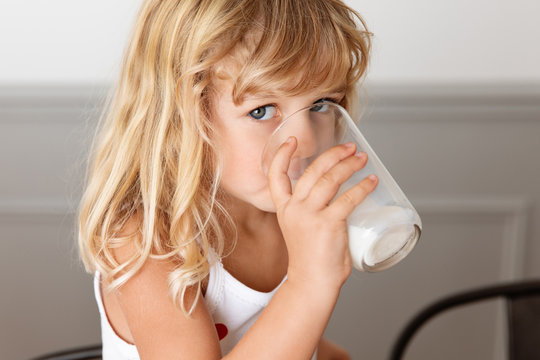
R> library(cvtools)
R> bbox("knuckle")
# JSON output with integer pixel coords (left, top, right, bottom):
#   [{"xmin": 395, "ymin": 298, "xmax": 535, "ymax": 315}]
[
  {"xmin": 340, "ymin": 191, "xmax": 357, "ymax": 206},
  {"xmin": 320, "ymin": 172, "xmax": 335, "ymax": 185},
  {"xmin": 354, "ymin": 185, "xmax": 369, "ymax": 199},
  {"xmin": 302, "ymin": 164, "xmax": 315, "ymax": 177}
]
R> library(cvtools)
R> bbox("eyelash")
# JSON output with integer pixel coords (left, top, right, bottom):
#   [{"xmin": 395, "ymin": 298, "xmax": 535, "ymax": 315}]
[{"xmin": 247, "ymin": 97, "xmax": 342, "ymax": 120}]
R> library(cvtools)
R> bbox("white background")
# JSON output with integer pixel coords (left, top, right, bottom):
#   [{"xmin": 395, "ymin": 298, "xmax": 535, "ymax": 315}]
[{"xmin": 0, "ymin": 0, "xmax": 539, "ymax": 84}]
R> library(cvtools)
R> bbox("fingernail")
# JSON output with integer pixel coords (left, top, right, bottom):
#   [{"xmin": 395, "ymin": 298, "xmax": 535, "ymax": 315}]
[
  {"xmin": 286, "ymin": 136, "xmax": 294, "ymax": 144},
  {"xmin": 344, "ymin": 142, "xmax": 355, "ymax": 149},
  {"xmin": 368, "ymin": 174, "xmax": 378, "ymax": 182},
  {"xmin": 355, "ymin": 151, "xmax": 366, "ymax": 158}
]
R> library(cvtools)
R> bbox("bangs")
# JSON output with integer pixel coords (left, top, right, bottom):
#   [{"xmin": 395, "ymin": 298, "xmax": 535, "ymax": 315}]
[{"xmin": 212, "ymin": 0, "xmax": 371, "ymax": 106}]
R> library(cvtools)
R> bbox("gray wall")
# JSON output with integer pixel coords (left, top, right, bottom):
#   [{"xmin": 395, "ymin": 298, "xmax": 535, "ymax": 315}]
[{"xmin": 1, "ymin": 83, "xmax": 539, "ymax": 359}]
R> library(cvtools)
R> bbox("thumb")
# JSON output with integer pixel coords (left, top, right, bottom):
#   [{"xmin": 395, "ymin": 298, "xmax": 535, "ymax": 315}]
[{"xmin": 267, "ymin": 136, "xmax": 297, "ymax": 209}]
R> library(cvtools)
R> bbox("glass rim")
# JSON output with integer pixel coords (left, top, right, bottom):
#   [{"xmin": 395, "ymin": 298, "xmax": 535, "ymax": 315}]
[
  {"xmin": 269, "ymin": 101, "xmax": 351, "ymax": 140},
  {"xmin": 260, "ymin": 101, "xmax": 355, "ymax": 174}
]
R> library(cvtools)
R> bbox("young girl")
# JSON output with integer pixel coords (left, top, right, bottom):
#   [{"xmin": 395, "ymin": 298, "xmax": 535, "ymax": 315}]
[{"xmin": 78, "ymin": 0, "xmax": 375, "ymax": 358}]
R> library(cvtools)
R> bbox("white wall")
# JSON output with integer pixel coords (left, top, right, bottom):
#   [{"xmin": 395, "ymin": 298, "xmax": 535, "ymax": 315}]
[
  {"xmin": 0, "ymin": 0, "xmax": 142, "ymax": 85},
  {"xmin": 1, "ymin": 0, "xmax": 539, "ymax": 84},
  {"xmin": 348, "ymin": 0, "xmax": 540, "ymax": 83}
]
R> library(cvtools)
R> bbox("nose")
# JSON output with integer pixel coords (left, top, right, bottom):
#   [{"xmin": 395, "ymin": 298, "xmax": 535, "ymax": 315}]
[
  {"xmin": 288, "ymin": 110, "xmax": 317, "ymax": 160},
  {"xmin": 284, "ymin": 110, "xmax": 320, "ymax": 180},
  {"xmin": 261, "ymin": 106, "xmax": 336, "ymax": 179}
]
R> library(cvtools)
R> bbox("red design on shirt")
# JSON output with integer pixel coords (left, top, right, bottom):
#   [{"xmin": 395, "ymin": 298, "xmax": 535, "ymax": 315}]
[{"xmin": 215, "ymin": 323, "xmax": 228, "ymax": 340}]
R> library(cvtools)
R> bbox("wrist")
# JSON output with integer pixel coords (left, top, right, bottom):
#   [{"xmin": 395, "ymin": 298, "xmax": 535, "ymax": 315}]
[
  {"xmin": 286, "ymin": 263, "xmax": 350, "ymax": 294},
  {"xmin": 284, "ymin": 272, "xmax": 343, "ymax": 304}
]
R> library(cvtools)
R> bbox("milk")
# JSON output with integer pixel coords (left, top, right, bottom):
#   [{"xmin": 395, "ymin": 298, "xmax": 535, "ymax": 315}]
[{"xmin": 347, "ymin": 205, "xmax": 418, "ymax": 271}]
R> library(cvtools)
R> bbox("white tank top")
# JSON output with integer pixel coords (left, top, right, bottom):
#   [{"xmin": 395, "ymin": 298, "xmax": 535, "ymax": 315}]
[{"xmin": 94, "ymin": 261, "xmax": 318, "ymax": 359}]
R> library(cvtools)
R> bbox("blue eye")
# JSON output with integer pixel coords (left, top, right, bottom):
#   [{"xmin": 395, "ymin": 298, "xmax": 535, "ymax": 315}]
[
  {"xmin": 310, "ymin": 98, "xmax": 337, "ymax": 113},
  {"xmin": 248, "ymin": 105, "xmax": 277, "ymax": 121}
]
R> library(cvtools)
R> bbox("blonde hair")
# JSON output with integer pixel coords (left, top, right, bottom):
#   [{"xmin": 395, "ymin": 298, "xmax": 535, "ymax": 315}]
[{"xmin": 78, "ymin": 0, "xmax": 371, "ymax": 313}]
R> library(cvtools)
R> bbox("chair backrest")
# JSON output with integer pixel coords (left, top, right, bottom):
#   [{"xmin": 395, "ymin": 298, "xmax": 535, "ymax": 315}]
[
  {"xmin": 389, "ymin": 279, "xmax": 540, "ymax": 360},
  {"xmin": 29, "ymin": 344, "xmax": 102, "ymax": 360},
  {"xmin": 508, "ymin": 291, "xmax": 540, "ymax": 359}
]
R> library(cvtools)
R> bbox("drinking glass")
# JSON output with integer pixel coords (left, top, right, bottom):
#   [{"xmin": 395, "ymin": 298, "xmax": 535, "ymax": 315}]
[{"xmin": 261, "ymin": 102, "xmax": 421, "ymax": 272}]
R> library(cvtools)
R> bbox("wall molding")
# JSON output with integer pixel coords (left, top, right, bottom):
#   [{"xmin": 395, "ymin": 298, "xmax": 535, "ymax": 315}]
[
  {"xmin": 0, "ymin": 199, "xmax": 76, "ymax": 217},
  {"xmin": 1, "ymin": 82, "xmax": 539, "ymax": 122},
  {"xmin": 365, "ymin": 82, "xmax": 540, "ymax": 109},
  {"xmin": 410, "ymin": 196, "xmax": 530, "ymax": 360},
  {"xmin": 0, "ymin": 195, "xmax": 529, "ymax": 281},
  {"xmin": 0, "ymin": 84, "xmax": 109, "ymax": 111},
  {"xmin": 414, "ymin": 196, "xmax": 530, "ymax": 281}
]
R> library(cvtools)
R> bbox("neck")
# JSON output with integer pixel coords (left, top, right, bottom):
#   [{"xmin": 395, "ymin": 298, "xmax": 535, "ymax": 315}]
[
  {"xmin": 225, "ymin": 196, "xmax": 277, "ymax": 239},
  {"xmin": 220, "ymin": 194, "xmax": 288, "ymax": 291}
]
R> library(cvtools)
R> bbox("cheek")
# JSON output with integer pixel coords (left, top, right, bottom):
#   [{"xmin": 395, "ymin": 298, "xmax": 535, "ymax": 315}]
[{"xmin": 221, "ymin": 135, "xmax": 267, "ymax": 187}]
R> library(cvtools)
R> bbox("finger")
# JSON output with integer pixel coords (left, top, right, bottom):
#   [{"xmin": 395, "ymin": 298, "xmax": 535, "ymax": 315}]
[
  {"xmin": 267, "ymin": 136, "xmax": 297, "ymax": 209},
  {"xmin": 305, "ymin": 152, "xmax": 368, "ymax": 209},
  {"xmin": 294, "ymin": 142, "xmax": 357, "ymax": 200},
  {"xmin": 326, "ymin": 174, "xmax": 378, "ymax": 219}
]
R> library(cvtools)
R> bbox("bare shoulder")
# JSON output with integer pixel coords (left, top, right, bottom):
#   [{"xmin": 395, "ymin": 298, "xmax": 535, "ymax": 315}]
[
  {"xmin": 100, "ymin": 210, "xmax": 143, "ymax": 344},
  {"xmin": 103, "ymin": 210, "xmax": 221, "ymax": 359}
]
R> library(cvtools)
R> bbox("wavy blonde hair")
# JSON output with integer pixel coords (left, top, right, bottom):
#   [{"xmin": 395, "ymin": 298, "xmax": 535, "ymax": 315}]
[{"xmin": 78, "ymin": 0, "xmax": 371, "ymax": 313}]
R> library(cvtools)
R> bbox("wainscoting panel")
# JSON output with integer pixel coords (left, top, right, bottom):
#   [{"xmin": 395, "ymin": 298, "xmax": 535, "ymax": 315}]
[
  {"xmin": 329, "ymin": 196, "xmax": 530, "ymax": 359},
  {"xmin": 325, "ymin": 84, "xmax": 539, "ymax": 359},
  {"xmin": 1, "ymin": 84, "xmax": 538, "ymax": 359},
  {"xmin": 0, "ymin": 212, "xmax": 100, "ymax": 359}
]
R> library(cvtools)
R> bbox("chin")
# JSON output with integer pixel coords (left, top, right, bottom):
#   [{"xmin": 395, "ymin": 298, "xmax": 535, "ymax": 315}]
[
  {"xmin": 250, "ymin": 195, "xmax": 277, "ymax": 213},
  {"xmin": 251, "ymin": 189, "xmax": 277, "ymax": 213},
  {"xmin": 257, "ymin": 202, "xmax": 277, "ymax": 213}
]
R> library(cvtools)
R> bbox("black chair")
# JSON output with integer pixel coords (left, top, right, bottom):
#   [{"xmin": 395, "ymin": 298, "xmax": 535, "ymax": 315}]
[
  {"xmin": 29, "ymin": 344, "xmax": 102, "ymax": 360},
  {"xmin": 389, "ymin": 279, "xmax": 540, "ymax": 360}
]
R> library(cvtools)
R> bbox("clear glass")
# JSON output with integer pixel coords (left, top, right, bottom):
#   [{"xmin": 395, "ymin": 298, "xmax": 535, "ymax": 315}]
[{"xmin": 261, "ymin": 102, "xmax": 421, "ymax": 272}]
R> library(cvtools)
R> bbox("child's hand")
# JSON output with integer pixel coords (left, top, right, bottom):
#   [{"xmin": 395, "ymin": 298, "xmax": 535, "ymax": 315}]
[{"xmin": 267, "ymin": 137, "xmax": 378, "ymax": 291}]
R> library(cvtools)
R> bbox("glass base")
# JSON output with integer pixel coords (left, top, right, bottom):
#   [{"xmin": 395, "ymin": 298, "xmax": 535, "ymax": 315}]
[{"xmin": 359, "ymin": 224, "xmax": 421, "ymax": 272}]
